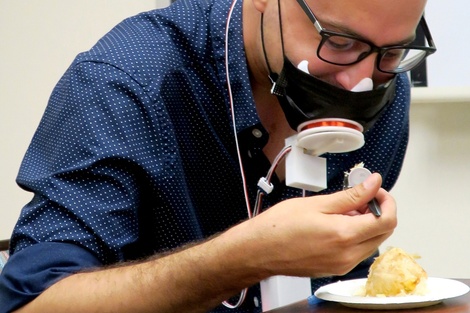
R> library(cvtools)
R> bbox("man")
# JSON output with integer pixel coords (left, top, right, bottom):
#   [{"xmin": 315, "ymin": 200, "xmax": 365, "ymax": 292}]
[{"xmin": 0, "ymin": 0, "xmax": 434, "ymax": 312}]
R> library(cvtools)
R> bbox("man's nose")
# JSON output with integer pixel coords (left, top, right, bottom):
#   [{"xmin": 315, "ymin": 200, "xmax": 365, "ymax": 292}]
[{"xmin": 335, "ymin": 53, "xmax": 377, "ymax": 91}]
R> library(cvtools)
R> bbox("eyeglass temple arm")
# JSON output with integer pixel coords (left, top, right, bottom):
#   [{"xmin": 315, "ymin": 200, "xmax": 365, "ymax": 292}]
[
  {"xmin": 419, "ymin": 16, "xmax": 437, "ymax": 50},
  {"xmin": 295, "ymin": 0, "xmax": 323, "ymax": 33}
]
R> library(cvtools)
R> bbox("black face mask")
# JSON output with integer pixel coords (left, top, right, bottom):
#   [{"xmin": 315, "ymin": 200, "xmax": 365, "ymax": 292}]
[{"xmin": 269, "ymin": 57, "xmax": 398, "ymax": 132}]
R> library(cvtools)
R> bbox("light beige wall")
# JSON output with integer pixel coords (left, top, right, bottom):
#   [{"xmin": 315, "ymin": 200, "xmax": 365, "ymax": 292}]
[
  {"xmin": 384, "ymin": 88, "xmax": 470, "ymax": 278},
  {"xmin": 0, "ymin": 0, "xmax": 169, "ymax": 240}
]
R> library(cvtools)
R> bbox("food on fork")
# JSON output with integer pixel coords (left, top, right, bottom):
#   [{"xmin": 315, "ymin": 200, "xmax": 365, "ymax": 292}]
[{"xmin": 364, "ymin": 247, "xmax": 428, "ymax": 297}]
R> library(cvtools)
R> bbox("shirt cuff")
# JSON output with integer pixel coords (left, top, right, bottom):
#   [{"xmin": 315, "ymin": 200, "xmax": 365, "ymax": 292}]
[{"xmin": 0, "ymin": 242, "xmax": 102, "ymax": 313}]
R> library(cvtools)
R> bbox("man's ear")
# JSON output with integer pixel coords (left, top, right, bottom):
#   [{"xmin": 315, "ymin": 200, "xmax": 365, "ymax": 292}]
[{"xmin": 252, "ymin": 0, "xmax": 268, "ymax": 13}]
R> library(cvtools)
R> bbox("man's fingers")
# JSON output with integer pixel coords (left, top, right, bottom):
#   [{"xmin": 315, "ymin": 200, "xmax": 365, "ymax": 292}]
[{"xmin": 321, "ymin": 173, "xmax": 383, "ymax": 215}]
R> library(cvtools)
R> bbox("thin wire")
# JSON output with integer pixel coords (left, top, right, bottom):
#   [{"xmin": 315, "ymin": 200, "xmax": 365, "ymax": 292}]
[
  {"xmin": 265, "ymin": 146, "xmax": 292, "ymax": 184},
  {"xmin": 224, "ymin": 0, "xmax": 253, "ymax": 220},
  {"xmin": 222, "ymin": 0, "xmax": 293, "ymax": 307},
  {"xmin": 253, "ymin": 145, "xmax": 292, "ymax": 216},
  {"xmin": 222, "ymin": 288, "xmax": 248, "ymax": 309},
  {"xmin": 222, "ymin": 0, "xmax": 249, "ymax": 308}
]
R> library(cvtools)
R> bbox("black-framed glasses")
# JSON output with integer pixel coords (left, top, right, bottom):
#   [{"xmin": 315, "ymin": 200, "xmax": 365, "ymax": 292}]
[{"xmin": 295, "ymin": 0, "xmax": 437, "ymax": 74}]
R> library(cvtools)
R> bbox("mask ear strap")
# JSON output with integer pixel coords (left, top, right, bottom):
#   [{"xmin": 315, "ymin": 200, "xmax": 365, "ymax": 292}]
[
  {"xmin": 277, "ymin": 0, "xmax": 285, "ymax": 54},
  {"xmin": 261, "ymin": 0, "xmax": 286, "ymax": 79},
  {"xmin": 260, "ymin": 13, "xmax": 274, "ymax": 77},
  {"xmin": 261, "ymin": 0, "xmax": 288, "ymax": 96}
]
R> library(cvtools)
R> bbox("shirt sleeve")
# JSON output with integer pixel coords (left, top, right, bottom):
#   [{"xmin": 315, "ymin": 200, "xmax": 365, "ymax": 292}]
[
  {"xmin": 0, "ymin": 242, "xmax": 102, "ymax": 313},
  {"xmin": 12, "ymin": 59, "xmax": 159, "ymax": 259},
  {"xmin": 1, "ymin": 59, "xmax": 161, "ymax": 310}
]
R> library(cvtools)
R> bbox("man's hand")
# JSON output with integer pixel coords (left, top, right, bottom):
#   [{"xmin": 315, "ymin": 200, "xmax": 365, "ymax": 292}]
[{"xmin": 234, "ymin": 172, "xmax": 396, "ymax": 278}]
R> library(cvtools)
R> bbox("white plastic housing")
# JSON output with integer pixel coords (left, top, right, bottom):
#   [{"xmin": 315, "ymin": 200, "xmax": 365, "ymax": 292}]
[
  {"xmin": 260, "ymin": 276, "xmax": 312, "ymax": 311},
  {"xmin": 296, "ymin": 126, "xmax": 364, "ymax": 155},
  {"xmin": 285, "ymin": 119, "xmax": 365, "ymax": 192},
  {"xmin": 285, "ymin": 137, "xmax": 327, "ymax": 192}
]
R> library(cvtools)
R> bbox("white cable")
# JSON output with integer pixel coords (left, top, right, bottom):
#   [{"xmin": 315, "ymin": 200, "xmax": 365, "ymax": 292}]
[
  {"xmin": 222, "ymin": 0, "xmax": 250, "ymax": 308},
  {"xmin": 253, "ymin": 145, "xmax": 291, "ymax": 216},
  {"xmin": 222, "ymin": 0, "xmax": 297, "ymax": 306},
  {"xmin": 224, "ymin": 0, "xmax": 253, "ymax": 220},
  {"xmin": 222, "ymin": 288, "xmax": 248, "ymax": 309}
]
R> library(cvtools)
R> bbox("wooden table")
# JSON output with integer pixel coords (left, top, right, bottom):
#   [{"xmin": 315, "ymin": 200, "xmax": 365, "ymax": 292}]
[{"xmin": 267, "ymin": 279, "xmax": 470, "ymax": 313}]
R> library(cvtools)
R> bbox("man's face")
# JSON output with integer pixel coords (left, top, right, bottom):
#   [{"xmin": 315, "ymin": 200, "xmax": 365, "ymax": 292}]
[{"xmin": 267, "ymin": 0, "xmax": 427, "ymax": 89}]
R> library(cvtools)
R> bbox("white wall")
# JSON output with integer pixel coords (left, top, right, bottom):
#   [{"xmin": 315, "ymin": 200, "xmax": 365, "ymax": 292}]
[
  {"xmin": 1, "ymin": 0, "xmax": 470, "ymax": 280},
  {"xmin": 425, "ymin": 0, "xmax": 470, "ymax": 87},
  {"xmin": 384, "ymin": 89, "xmax": 470, "ymax": 278},
  {"xmin": 0, "ymin": 0, "xmax": 168, "ymax": 240}
]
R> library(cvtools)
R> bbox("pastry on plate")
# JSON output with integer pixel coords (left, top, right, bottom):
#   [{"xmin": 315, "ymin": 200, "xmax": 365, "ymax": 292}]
[{"xmin": 364, "ymin": 247, "xmax": 428, "ymax": 297}]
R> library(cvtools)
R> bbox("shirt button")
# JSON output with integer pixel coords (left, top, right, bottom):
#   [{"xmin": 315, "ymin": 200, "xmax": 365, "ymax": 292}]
[
  {"xmin": 253, "ymin": 296, "xmax": 260, "ymax": 307},
  {"xmin": 252, "ymin": 128, "xmax": 263, "ymax": 139}
]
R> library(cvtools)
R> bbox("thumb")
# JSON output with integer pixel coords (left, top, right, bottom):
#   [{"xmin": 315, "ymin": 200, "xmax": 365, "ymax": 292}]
[{"xmin": 323, "ymin": 172, "xmax": 382, "ymax": 214}]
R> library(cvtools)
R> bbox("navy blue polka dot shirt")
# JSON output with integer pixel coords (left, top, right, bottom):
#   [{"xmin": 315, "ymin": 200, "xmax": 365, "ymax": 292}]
[{"xmin": 0, "ymin": 0, "xmax": 410, "ymax": 311}]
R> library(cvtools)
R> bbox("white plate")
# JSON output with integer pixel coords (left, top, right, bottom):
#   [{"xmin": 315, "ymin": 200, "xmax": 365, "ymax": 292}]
[{"xmin": 314, "ymin": 277, "xmax": 470, "ymax": 310}]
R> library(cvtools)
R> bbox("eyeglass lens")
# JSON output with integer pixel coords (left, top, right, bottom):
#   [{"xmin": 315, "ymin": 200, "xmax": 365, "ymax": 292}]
[
  {"xmin": 380, "ymin": 48, "xmax": 428, "ymax": 73},
  {"xmin": 319, "ymin": 35, "xmax": 429, "ymax": 73}
]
